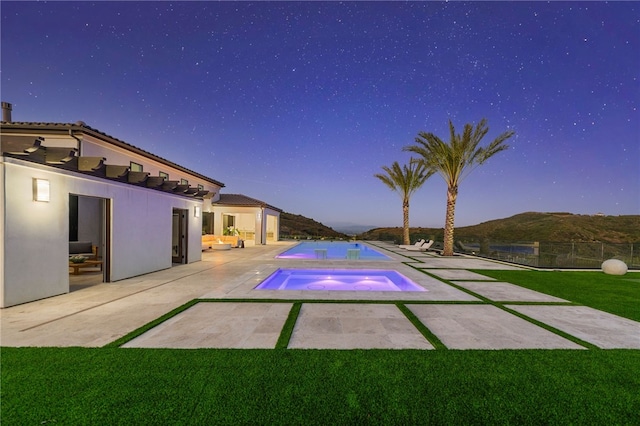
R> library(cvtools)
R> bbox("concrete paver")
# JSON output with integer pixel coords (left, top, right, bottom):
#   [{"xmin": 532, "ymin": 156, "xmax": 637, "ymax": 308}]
[
  {"xmin": 427, "ymin": 270, "xmax": 497, "ymax": 281},
  {"xmin": 411, "ymin": 258, "xmax": 524, "ymax": 270},
  {"xmin": 507, "ymin": 305, "xmax": 640, "ymax": 349},
  {"xmin": 288, "ymin": 303, "xmax": 433, "ymax": 349},
  {"xmin": 451, "ymin": 281, "xmax": 570, "ymax": 302},
  {"xmin": 123, "ymin": 302, "xmax": 292, "ymax": 349},
  {"xmin": 407, "ymin": 304, "xmax": 585, "ymax": 349}
]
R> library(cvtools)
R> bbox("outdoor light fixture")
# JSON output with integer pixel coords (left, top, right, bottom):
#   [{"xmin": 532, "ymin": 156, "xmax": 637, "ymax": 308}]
[
  {"xmin": 33, "ymin": 178, "xmax": 50, "ymax": 202},
  {"xmin": 194, "ymin": 206, "xmax": 201, "ymax": 218}
]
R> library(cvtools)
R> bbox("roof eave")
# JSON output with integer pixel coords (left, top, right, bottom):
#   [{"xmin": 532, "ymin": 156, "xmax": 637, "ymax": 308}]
[{"xmin": 1, "ymin": 122, "xmax": 225, "ymax": 188}]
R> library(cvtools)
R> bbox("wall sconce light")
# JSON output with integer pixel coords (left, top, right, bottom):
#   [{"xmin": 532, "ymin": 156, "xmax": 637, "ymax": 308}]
[
  {"xmin": 194, "ymin": 206, "xmax": 201, "ymax": 218},
  {"xmin": 256, "ymin": 211, "xmax": 262, "ymax": 220},
  {"xmin": 33, "ymin": 178, "xmax": 50, "ymax": 202}
]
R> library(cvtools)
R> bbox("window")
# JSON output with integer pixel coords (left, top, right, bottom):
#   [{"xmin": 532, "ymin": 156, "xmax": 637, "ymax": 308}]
[
  {"xmin": 223, "ymin": 214, "xmax": 235, "ymax": 231},
  {"xmin": 181, "ymin": 178, "xmax": 188, "ymax": 185},
  {"xmin": 159, "ymin": 172, "xmax": 169, "ymax": 180},
  {"xmin": 130, "ymin": 162, "xmax": 143, "ymax": 172},
  {"xmin": 198, "ymin": 184, "xmax": 204, "ymax": 191},
  {"xmin": 202, "ymin": 212, "xmax": 215, "ymax": 235}
]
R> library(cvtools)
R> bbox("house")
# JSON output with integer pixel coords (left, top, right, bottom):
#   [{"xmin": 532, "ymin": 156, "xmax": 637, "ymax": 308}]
[
  {"xmin": 0, "ymin": 102, "xmax": 279, "ymax": 307},
  {"xmin": 211, "ymin": 193, "xmax": 281, "ymax": 245}
]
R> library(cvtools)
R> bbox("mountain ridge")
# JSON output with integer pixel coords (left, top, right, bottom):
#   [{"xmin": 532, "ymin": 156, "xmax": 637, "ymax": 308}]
[
  {"xmin": 279, "ymin": 212, "xmax": 348, "ymax": 239},
  {"xmin": 357, "ymin": 212, "xmax": 640, "ymax": 244},
  {"xmin": 279, "ymin": 211, "xmax": 640, "ymax": 243}
]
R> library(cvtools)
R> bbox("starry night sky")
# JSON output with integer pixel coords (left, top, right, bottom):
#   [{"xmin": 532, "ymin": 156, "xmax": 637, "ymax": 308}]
[{"xmin": 2, "ymin": 1, "xmax": 638, "ymax": 228}]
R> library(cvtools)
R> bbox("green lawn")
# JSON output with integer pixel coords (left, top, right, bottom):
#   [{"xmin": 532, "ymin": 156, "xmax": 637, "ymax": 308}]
[
  {"xmin": 2, "ymin": 270, "xmax": 639, "ymax": 424},
  {"xmin": 2, "ymin": 348, "xmax": 639, "ymax": 424},
  {"xmin": 473, "ymin": 270, "xmax": 640, "ymax": 321}
]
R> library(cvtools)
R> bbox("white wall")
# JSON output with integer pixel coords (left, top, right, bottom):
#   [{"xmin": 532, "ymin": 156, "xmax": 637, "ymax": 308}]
[
  {"xmin": 2, "ymin": 161, "xmax": 70, "ymax": 307},
  {"xmin": 1, "ymin": 162, "xmax": 8, "ymax": 306},
  {"xmin": 266, "ymin": 212, "xmax": 279, "ymax": 241},
  {"xmin": 1, "ymin": 157, "xmax": 203, "ymax": 307},
  {"xmin": 236, "ymin": 213, "xmax": 255, "ymax": 233}
]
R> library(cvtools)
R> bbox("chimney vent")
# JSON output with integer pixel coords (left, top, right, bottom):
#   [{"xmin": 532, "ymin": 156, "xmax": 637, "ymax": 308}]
[{"xmin": 2, "ymin": 102, "xmax": 12, "ymax": 122}]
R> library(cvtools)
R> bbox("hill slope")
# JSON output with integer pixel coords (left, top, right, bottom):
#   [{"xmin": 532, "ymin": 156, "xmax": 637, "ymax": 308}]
[
  {"xmin": 358, "ymin": 212, "xmax": 640, "ymax": 244},
  {"xmin": 280, "ymin": 212, "xmax": 348, "ymax": 239}
]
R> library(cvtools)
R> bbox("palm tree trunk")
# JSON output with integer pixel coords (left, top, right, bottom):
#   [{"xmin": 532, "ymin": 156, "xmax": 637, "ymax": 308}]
[
  {"xmin": 442, "ymin": 186, "xmax": 458, "ymax": 256},
  {"xmin": 402, "ymin": 199, "xmax": 410, "ymax": 245}
]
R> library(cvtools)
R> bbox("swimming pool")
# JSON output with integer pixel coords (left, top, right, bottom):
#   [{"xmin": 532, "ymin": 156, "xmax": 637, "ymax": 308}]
[
  {"xmin": 254, "ymin": 269, "xmax": 426, "ymax": 292},
  {"xmin": 276, "ymin": 241, "xmax": 391, "ymax": 260}
]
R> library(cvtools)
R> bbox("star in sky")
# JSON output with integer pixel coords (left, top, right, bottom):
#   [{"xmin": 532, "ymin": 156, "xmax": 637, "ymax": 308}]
[{"xmin": 2, "ymin": 1, "xmax": 638, "ymax": 228}]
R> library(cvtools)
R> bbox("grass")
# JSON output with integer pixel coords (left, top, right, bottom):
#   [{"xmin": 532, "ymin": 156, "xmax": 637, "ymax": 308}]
[
  {"xmin": 2, "ymin": 269, "xmax": 640, "ymax": 424},
  {"xmin": 473, "ymin": 270, "xmax": 640, "ymax": 321},
  {"xmin": 2, "ymin": 348, "xmax": 639, "ymax": 424}
]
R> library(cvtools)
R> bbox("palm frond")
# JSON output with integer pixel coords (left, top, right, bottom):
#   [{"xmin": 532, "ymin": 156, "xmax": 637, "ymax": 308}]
[
  {"xmin": 374, "ymin": 159, "xmax": 432, "ymax": 200},
  {"xmin": 405, "ymin": 118, "xmax": 515, "ymax": 186}
]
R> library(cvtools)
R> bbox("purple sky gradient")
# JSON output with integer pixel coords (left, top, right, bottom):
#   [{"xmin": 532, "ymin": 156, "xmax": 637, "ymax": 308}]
[{"xmin": 2, "ymin": 1, "xmax": 638, "ymax": 228}]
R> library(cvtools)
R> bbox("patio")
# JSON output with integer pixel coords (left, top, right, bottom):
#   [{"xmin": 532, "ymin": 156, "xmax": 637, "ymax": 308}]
[{"xmin": 1, "ymin": 241, "xmax": 639, "ymax": 350}]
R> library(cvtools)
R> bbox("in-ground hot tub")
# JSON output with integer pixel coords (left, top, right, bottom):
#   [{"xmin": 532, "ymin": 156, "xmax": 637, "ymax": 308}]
[{"xmin": 254, "ymin": 269, "xmax": 426, "ymax": 292}]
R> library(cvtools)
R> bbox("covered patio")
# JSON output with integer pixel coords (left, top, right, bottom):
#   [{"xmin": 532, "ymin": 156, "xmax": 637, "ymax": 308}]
[{"xmin": 208, "ymin": 194, "xmax": 281, "ymax": 246}]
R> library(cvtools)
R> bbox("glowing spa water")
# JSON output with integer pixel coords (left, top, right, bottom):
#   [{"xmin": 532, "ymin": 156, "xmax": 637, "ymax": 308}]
[
  {"xmin": 255, "ymin": 269, "xmax": 426, "ymax": 292},
  {"xmin": 276, "ymin": 242, "xmax": 391, "ymax": 260}
]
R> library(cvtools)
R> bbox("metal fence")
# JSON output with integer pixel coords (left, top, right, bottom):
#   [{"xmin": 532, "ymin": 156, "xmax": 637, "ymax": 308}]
[{"xmin": 455, "ymin": 241, "xmax": 639, "ymax": 270}]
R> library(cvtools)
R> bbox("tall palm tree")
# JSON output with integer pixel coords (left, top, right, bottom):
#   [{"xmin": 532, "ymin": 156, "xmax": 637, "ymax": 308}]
[
  {"xmin": 374, "ymin": 159, "xmax": 433, "ymax": 245},
  {"xmin": 404, "ymin": 119, "xmax": 515, "ymax": 256}
]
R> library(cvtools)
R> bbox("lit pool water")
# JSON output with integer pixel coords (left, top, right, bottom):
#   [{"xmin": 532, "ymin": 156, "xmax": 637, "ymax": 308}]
[
  {"xmin": 276, "ymin": 241, "xmax": 391, "ymax": 260},
  {"xmin": 254, "ymin": 269, "xmax": 426, "ymax": 292}
]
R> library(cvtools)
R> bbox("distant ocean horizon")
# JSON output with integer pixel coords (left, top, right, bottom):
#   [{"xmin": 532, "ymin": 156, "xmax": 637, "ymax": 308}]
[
  {"xmin": 329, "ymin": 223, "xmax": 444, "ymax": 235},
  {"xmin": 328, "ymin": 223, "xmax": 378, "ymax": 235}
]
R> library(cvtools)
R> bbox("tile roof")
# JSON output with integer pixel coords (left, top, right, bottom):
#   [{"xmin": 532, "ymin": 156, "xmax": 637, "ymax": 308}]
[
  {"xmin": 1, "ymin": 121, "xmax": 224, "ymax": 188},
  {"xmin": 1, "ymin": 145, "xmax": 213, "ymax": 200},
  {"xmin": 214, "ymin": 193, "xmax": 282, "ymax": 212}
]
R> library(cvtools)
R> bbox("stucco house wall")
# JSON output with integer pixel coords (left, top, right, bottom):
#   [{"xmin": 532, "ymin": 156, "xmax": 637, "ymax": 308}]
[{"xmin": 1, "ymin": 156, "xmax": 203, "ymax": 308}]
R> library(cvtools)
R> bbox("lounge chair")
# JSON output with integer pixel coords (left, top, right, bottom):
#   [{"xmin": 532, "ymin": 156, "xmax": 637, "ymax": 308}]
[
  {"xmin": 404, "ymin": 240, "xmax": 434, "ymax": 251},
  {"xmin": 398, "ymin": 239, "xmax": 425, "ymax": 249}
]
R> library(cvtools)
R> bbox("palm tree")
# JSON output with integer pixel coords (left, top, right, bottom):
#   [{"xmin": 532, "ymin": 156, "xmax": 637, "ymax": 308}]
[
  {"xmin": 404, "ymin": 119, "xmax": 515, "ymax": 256},
  {"xmin": 374, "ymin": 159, "xmax": 433, "ymax": 245}
]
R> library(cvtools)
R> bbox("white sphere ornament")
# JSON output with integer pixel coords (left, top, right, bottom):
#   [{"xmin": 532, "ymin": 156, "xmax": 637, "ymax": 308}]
[{"xmin": 601, "ymin": 259, "xmax": 628, "ymax": 276}]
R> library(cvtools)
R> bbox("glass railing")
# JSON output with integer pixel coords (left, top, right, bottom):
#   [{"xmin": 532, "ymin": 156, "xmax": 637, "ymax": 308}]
[{"xmin": 454, "ymin": 241, "xmax": 639, "ymax": 269}]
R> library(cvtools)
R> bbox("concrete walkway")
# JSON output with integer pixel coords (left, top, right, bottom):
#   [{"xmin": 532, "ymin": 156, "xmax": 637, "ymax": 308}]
[{"xmin": 2, "ymin": 241, "xmax": 639, "ymax": 349}]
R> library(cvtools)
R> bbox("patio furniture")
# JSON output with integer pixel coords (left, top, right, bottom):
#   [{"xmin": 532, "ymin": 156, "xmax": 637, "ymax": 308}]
[
  {"xmin": 69, "ymin": 241, "xmax": 98, "ymax": 260},
  {"xmin": 210, "ymin": 243, "xmax": 232, "ymax": 251},
  {"xmin": 69, "ymin": 260, "xmax": 103, "ymax": 275},
  {"xmin": 202, "ymin": 235, "xmax": 241, "ymax": 249},
  {"xmin": 398, "ymin": 239, "xmax": 425, "ymax": 249},
  {"xmin": 404, "ymin": 240, "xmax": 434, "ymax": 251}
]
